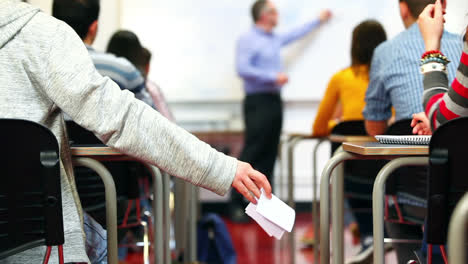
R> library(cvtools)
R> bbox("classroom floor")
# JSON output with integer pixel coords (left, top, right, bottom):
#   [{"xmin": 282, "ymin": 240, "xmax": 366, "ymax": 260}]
[{"xmin": 123, "ymin": 212, "xmax": 398, "ymax": 264}]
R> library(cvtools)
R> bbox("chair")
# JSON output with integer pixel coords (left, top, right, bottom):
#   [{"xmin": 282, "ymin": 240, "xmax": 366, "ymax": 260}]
[
  {"xmin": 66, "ymin": 120, "xmax": 153, "ymax": 262},
  {"xmin": 0, "ymin": 119, "xmax": 64, "ymax": 264},
  {"xmin": 384, "ymin": 119, "xmax": 427, "ymax": 225},
  {"xmin": 426, "ymin": 117, "xmax": 468, "ymax": 264}
]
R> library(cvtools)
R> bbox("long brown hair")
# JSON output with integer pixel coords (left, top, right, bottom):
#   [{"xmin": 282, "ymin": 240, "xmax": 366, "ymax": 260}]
[{"xmin": 351, "ymin": 20, "xmax": 387, "ymax": 70}]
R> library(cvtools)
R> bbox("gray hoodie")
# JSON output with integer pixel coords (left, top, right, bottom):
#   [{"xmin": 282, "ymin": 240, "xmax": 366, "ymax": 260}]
[{"xmin": 0, "ymin": 1, "xmax": 237, "ymax": 263}]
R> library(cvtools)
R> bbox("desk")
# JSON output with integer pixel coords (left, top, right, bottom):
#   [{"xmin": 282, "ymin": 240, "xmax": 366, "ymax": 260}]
[
  {"xmin": 282, "ymin": 133, "xmax": 324, "ymax": 264},
  {"xmin": 71, "ymin": 147, "xmax": 170, "ymax": 264},
  {"xmin": 319, "ymin": 142, "xmax": 429, "ymax": 264},
  {"xmin": 448, "ymin": 192, "xmax": 468, "ymax": 264},
  {"xmin": 282, "ymin": 134, "xmax": 374, "ymax": 264}
]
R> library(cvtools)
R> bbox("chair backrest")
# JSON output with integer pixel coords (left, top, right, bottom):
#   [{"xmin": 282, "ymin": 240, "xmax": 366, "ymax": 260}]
[
  {"xmin": 384, "ymin": 119, "xmax": 428, "ymax": 199},
  {"xmin": 66, "ymin": 120, "xmax": 141, "ymax": 227},
  {"xmin": 0, "ymin": 119, "xmax": 63, "ymax": 259},
  {"xmin": 66, "ymin": 120, "xmax": 103, "ymax": 145},
  {"xmin": 427, "ymin": 117, "xmax": 468, "ymax": 245},
  {"xmin": 330, "ymin": 120, "xmax": 366, "ymax": 153},
  {"xmin": 386, "ymin": 119, "xmax": 413, "ymax": 135}
]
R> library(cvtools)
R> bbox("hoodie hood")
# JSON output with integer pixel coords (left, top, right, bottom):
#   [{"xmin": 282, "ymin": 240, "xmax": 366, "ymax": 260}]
[{"xmin": 0, "ymin": 0, "xmax": 39, "ymax": 48}]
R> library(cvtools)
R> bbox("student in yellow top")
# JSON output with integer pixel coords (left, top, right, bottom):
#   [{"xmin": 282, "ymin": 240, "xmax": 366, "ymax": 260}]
[{"xmin": 312, "ymin": 20, "xmax": 387, "ymax": 137}]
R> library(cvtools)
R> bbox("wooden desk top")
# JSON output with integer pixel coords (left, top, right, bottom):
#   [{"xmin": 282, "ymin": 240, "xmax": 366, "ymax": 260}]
[
  {"xmin": 329, "ymin": 135, "xmax": 377, "ymax": 143},
  {"xmin": 343, "ymin": 142, "xmax": 429, "ymax": 156},
  {"xmin": 286, "ymin": 133, "xmax": 318, "ymax": 139},
  {"xmin": 71, "ymin": 146, "xmax": 124, "ymax": 157}
]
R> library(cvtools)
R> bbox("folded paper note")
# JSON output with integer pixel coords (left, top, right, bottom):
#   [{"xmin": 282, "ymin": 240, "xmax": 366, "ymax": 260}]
[{"xmin": 245, "ymin": 189, "xmax": 296, "ymax": 240}]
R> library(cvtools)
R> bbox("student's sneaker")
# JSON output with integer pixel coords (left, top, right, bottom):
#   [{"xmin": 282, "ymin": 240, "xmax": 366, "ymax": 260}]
[
  {"xmin": 345, "ymin": 237, "xmax": 393, "ymax": 264},
  {"xmin": 345, "ymin": 237, "xmax": 374, "ymax": 264}
]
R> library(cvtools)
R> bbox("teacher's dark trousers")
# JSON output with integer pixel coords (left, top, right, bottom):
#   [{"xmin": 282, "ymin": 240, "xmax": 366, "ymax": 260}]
[{"xmin": 233, "ymin": 93, "xmax": 283, "ymax": 204}]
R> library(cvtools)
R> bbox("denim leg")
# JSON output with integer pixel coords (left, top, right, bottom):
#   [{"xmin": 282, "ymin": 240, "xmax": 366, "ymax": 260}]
[{"xmin": 83, "ymin": 212, "xmax": 108, "ymax": 264}]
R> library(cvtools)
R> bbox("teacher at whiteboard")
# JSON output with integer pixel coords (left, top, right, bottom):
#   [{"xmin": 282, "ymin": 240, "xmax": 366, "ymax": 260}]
[{"xmin": 232, "ymin": 0, "xmax": 331, "ymax": 221}]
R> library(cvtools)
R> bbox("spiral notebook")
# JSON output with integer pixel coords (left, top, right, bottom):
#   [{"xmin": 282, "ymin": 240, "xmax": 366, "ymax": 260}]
[{"xmin": 375, "ymin": 135, "xmax": 431, "ymax": 145}]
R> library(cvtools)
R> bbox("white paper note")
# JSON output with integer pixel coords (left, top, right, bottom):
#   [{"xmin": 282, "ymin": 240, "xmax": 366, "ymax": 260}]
[
  {"xmin": 244, "ymin": 189, "xmax": 296, "ymax": 240},
  {"xmin": 245, "ymin": 203, "xmax": 285, "ymax": 239},
  {"xmin": 255, "ymin": 190, "xmax": 296, "ymax": 232}
]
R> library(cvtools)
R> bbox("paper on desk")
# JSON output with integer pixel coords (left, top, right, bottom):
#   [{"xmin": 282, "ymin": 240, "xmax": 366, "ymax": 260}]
[{"xmin": 244, "ymin": 189, "xmax": 296, "ymax": 240}]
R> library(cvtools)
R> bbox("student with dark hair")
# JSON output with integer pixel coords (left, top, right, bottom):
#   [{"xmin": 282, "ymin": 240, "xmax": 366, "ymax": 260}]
[
  {"xmin": 362, "ymin": 0, "xmax": 462, "ymax": 262},
  {"xmin": 310, "ymin": 20, "xmax": 387, "ymax": 263},
  {"xmin": 233, "ymin": 0, "xmax": 331, "ymax": 222},
  {"xmin": 52, "ymin": 0, "xmax": 155, "ymax": 107},
  {"xmin": 139, "ymin": 47, "xmax": 175, "ymax": 121},
  {"xmin": 312, "ymin": 20, "xmax": 387, "ymax": 137},
  {"xmin": 106, "ymin": 30, "xmax": 145, "ymax": 72},
  {"xmin": 0, "ymin": 1, "xmax": 272, "ymax": 263},
  {"xmin": 105, "ymin": 31, "xmax": 175, "ymax": 121}
]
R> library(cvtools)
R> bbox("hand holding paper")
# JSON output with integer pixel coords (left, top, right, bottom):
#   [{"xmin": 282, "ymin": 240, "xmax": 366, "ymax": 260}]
[{"xmin": 245, "ymin": 189, "xmax": 296, "ymax": 240}]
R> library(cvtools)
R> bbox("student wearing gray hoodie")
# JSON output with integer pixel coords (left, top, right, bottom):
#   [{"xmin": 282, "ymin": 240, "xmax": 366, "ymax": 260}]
[{"xmin": 0, "ymin": 1, "xmax": 272, "ymax": 263}]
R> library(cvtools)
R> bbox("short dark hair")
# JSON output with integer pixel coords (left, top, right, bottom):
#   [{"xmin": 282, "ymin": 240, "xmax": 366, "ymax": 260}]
[
  {"xmin": 251, "ymin": 0, "xmax": 268, "ymax": 23},
  {"xmin": 141, "ymin": 47, "xmax": 152, "ymax": 66},
  {"xmin": 399, "ymin": 0, "xmax": 440, "ymax": 18},
  {"xmin": 351, "ymin": 20, "xmax": 387, "ymax": 67},
  {"xmin": 106, "ymin": 30, "xmax": 144, "ymax": 69},
  {"xmin": 52, "ymin": 0, "xmax": 100, "ymax": 40}
]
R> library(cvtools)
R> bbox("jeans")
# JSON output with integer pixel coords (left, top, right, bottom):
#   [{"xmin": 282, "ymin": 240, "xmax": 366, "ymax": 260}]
[{"xmin": 83, "ymin": 213, "xmax": 108, "ymax": 264}]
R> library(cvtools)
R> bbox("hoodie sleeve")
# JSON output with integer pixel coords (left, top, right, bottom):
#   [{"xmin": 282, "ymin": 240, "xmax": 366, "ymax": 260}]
[{"xmin": 39, "ymin": 20, "xmax": 237, "ymax": 196}]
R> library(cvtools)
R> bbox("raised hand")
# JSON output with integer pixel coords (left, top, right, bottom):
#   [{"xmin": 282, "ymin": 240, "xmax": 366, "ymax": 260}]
[
  {"xmin": 319, "ymin": 9, "xmax": 332, "ymax": 23},
  {"xmin": 276, "ymin": 72, "xmax": 289, "ymax": 86},
  {"xmin": 418, "ymin": 0, "xmax": 445, "ymax": 51}
]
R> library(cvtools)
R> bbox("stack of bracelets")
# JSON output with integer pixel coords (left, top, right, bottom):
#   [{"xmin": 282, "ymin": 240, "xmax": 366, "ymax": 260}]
[{"xmin": 420, "ymin": 50, "xmax": 450, "ymax": 74}]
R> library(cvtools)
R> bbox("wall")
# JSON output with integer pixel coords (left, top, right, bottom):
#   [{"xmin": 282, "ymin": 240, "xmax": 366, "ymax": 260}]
[{"xmin": 27, "ymin": 0, "xmax": 121, "ymax": 51}]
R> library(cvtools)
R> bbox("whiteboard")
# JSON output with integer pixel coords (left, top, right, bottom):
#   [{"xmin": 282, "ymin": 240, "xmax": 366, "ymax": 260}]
[{"xmin": 121, "ymin": 0, "xmax": 467, "ymax": 102}]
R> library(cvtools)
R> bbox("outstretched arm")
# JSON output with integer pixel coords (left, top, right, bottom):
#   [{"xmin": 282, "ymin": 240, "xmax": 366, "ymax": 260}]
[
  {"xmin": 279, "ymin": 9, "xmax": 331, "ymax": 46},
  {"xmin": 41, "ymin": 21, "xmax": 272, "ymax": 202}
]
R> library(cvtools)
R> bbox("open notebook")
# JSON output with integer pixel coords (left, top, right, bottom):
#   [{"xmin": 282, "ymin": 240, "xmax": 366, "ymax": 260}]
[{"xmin": 375, "ymin": 135, "xmax": 431, "ymax": 145}]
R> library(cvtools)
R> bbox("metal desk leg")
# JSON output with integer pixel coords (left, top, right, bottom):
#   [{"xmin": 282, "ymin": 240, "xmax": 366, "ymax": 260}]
[
  {"xmin": 162, "ymin": 172, "xmax": 171, "ymax": 264},
  {"xmin": 287, "ymin": 136, "xmax": 303, "ymax": 208},
  {"xmin": 372, "ymin": 157, "xmax": 428, "ymax": 264},
  {"xmin": 287, "ymin": 136, "xmax": 303, "ymax": 264},
  {"xmin": 73, "ymin": 158, "xmax": 118, "ymax": 264},
  {"xmin": 186, "ymin": 184, "xmax": 198, "ymax": 262},
  {"xmin": 319, "ymin": 148, "xmax": 356, "ymax": 264},
  {"xmin": 312, "ymin": 139, "xmax": 325, "ymax": 264},
  {"xmin": 448, "ymin": 192, "xmax": 468, "ymax": 264},
  {"xmin": 146, "ymin": 166, "xmax": 164, "ymax": 264},
  {"xmin": 174, "ymin": 178, "xmax": 188, "ymax": 257},
  {"xmin": 332, "ymin": 157, "xmax": 345, "ymax": 264}
]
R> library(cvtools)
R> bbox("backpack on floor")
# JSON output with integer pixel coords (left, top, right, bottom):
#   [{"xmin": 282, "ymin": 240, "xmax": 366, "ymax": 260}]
[{"xmin": 197, "ymin": 213, "xmax": 236, "ymax": 264}]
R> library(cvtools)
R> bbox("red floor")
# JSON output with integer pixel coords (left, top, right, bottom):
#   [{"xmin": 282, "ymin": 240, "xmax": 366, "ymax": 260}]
[
  {"xmin": 123, "ymin": 212, "xmax": 397, "ymax": 264},
  {"xmin": 224, "ymin": 213, "xmax": 316, "ymax": 264}
]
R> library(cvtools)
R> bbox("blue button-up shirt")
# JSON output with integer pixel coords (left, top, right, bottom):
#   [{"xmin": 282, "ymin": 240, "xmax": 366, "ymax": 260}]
[
  {"xmin": 363, "ymin": 23, "xmax": 462, "ymax": 121},
  {"xmin": 236, "ymin": 20, "xmax": 320, "ymax": 95}
]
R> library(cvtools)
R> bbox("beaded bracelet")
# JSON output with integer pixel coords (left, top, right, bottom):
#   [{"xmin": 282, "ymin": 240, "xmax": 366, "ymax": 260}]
[
  {"xmin": 421, "ymin": 50, "xmax": 450, "ymax": 65},
  {"xmin": 421, "ymin": 50, "xmax": 445, "ymax": 59}
]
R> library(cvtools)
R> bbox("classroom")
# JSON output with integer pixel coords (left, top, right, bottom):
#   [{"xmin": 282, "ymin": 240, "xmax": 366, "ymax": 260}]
[{"xmin": 1, "ymin": 0, "xmax": 468, "ymax": 263}]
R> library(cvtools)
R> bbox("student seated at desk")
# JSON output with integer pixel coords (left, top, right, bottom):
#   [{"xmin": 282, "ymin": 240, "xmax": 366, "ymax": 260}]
[
  {"xmin": 309, "ymin": 20, "xmax": 387, "ymax": 262},
  {"xmin": 106, "ymin": 30, "xmax": 175, "ymax": 122},
  {"xmin": 0, "ymin": 1, "xmax": 271, "ymax": 263},
  {"xmin": 412, "ymin": 2, "xmax": 468, "ymax": 133},
  {"xmin": 312, "ymin": 20, "xmax": 387, "ymax": 137},
  {"xmin": 409, "ymin": 3, "xmax": 468, "ymax": 262},
  {"xmin": 53, "ymin": 0, "xmax": 155, "ymax": 109}
]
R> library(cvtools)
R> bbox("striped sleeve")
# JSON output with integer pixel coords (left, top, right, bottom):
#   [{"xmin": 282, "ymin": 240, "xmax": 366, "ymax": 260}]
[{"xmin": 424, "ymin": 43, "xmax": 468, "ymax": 129}]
